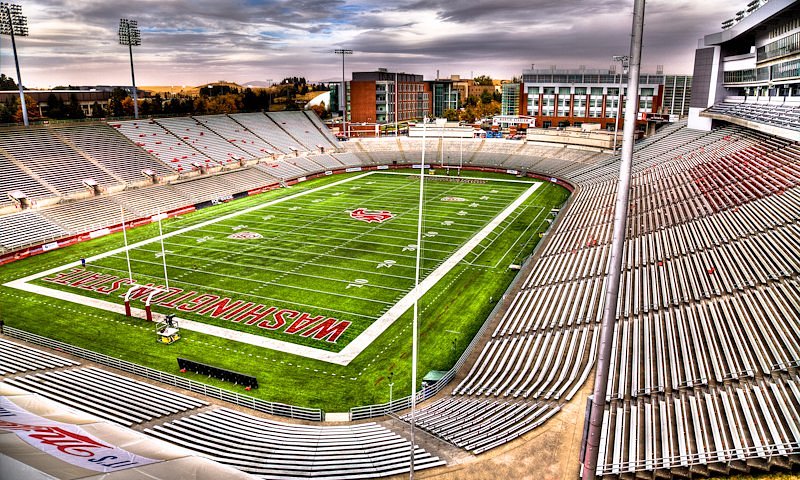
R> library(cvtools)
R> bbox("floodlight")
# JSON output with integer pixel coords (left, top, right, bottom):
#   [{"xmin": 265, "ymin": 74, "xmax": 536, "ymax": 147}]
[
  {"xmin": 0, "ymin": 3, "xmax": 29, "ymax": 126},
  {"xmin": 119, "ymin": 18, "xmax": 142, "ymax": 119}
]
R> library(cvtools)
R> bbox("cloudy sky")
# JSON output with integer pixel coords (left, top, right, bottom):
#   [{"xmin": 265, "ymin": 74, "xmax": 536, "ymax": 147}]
[{"xmin": 7, "ymin": 0, "xmax": 740, "ymax": 87}]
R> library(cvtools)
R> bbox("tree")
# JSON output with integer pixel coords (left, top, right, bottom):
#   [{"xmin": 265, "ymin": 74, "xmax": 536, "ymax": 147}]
[
  {"xmin": 242, "ymin": 88, "xmax": 259, "ymax": 112},
  {"xmin": 67, "ymin": 93, "xmax": 85, "ymax": 119},
  {"xmin": 0, "ymin": 74, "xmax": 17, "ymax": 90},
  {"xmin": 0, "ymin": 96, "xmax": 18, "ymax": 123},
  {"xmin": 90, "ymin": 101, "xmax": 106, "ymax": 118},
  {"xmin": 443, "ymin": 108, "xmax": 459, "ymax": 121},
  {"xmin": 45, "ymin": 93, "xmax": 65, "ymax": 119},
  {"xmin": 108, "ymin": 87, "xmax": 130, "ymax": 117},
  {"xmin": 309, "ymin": 102, "xmax": 327, "ymax": 119},
  {"xmin": 121, "ymin": 97, "xmax": 135, "ymax": 116},
  {"xmin": 15, "ymin": 95, "xmax": 39, "ymax": 123},
  {"xmin": 480, "ymin": 90, "xmax": 493, "ymax": 104},
  {"xmin": 473, "ymin": 75, "xmax": 493, "ymax": 86}
]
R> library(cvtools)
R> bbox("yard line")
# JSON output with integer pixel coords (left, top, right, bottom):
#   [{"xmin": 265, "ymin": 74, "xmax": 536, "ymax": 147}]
[
  {"xmin": 162, "ymin": 233, "xmax": 438, "ymax": 271},
  {"xmin": 105, "ymin": 256, "xmax": 396, "ymax": 305},
  {"xmin": 115, "ymin": 249, "xmax": 408, "ymax": 292},
  {"xmin": 136, "ymin": 243, "xmax": 417, "ymax": 280},
  {"xmin": 87, "ymin": 263, "xmax": 379, "ymax": 320},
  {"xmin": 235, "ymin": 210, "xmax": 475, "ymax": 241},
  {"xmin": 239, "ymin": 209, "xmax": 487, "ymax": 235},
  {"xmin": 182, "ymin": 225, "xmax": 456, "ymax": 258}
]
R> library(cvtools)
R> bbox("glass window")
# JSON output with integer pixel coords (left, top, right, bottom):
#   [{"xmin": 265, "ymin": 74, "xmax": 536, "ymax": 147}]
[
  {"xmin": 559, "ymin": 87, "xmax": 571, "ymax": 95},
  {"xmin": 574, "ymin": 87, "xmax": 587, "ymax": 95}
]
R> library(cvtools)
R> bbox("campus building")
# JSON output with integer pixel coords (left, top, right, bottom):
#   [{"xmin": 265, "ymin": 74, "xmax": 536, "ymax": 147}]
[
  {"xmin": 344, "ymin": 69, "xmax": 431, "ymax": 136},
  {"xmin": 519, "ymin": 67, "xmax": 671, "ymax": 130},
  {"xmin": 688, "ymin": 0, "xmax": 800, "ymax": 133}
]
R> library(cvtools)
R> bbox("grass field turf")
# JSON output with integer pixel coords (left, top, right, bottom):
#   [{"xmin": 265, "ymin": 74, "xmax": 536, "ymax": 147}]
[{"xmin": 1, "ymin": 169, "xmax": 569, "ymax": 411}]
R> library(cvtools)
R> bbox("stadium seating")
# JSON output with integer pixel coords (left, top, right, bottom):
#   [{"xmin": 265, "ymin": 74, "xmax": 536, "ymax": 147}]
[
  {"xmin": 0, "ymin": 155, "xmax": 58, "ymax": 205},
  {"xmin": 156, "ymin": 116, "xmax": 252, "ymax": 164},
  {"xmin": 3, "ymin": 366, "xmax": 207, "ymax": 427},
  {"xmin": 706, "ymin": 98, "xmax": 800, "ymax": 132},
  {"xmin": 193, "ymin": 114, "xmax": 279, "ymax": 159},
  {"xmin": 0, "ymin": 338, "xmax": 78, "ymax": 375},
  {"xmin": 267, "ymin": 111, "xmax": 337, "ymax": 151},
  {"xmin": 0, "ymin": 127, "xmax": 120, "ymax": 195},
  {"xmin": 39, "ymin": 196, "xmax": 137, "ymax": 234},
  {"xmin": 145, "ymin": 407, "xmax": 446, "ymax": 479},
  {"xmin": 112, "ymin": 183, "xmax": 192, "ymax": 217},
  {"xmin": 111, "ymin": 119, "xmax": 211, "ymax": 173},
  {"xmin": 54, "ymin": 124, "xmax": 173, "ymax": 183},
  {"xmin": 0, "ymin": 211, "xmax": 66, "ymax": 252},
  {"xmin": 228, "ymin": 113, "xmax": 302, "ymax": 154},
  {"xmin": 405, "ymin": 121, "xmax": 800, "ymax": 477}
]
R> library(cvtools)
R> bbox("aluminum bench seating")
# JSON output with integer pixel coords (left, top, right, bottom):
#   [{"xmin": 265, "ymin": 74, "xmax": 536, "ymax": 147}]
[{"xmin": 0, "ymin": 338, "xmax": 78, "ymax": 375}]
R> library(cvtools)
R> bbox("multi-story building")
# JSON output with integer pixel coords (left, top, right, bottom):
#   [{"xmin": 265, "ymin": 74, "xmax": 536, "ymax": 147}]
[
  {"xmin": 688, "ymin": 0, "xmax": 800, "ymax": 131},
  {"xmin": 519, "ymin": 67, "xmax": 670, "ymax": 130},
  {"xmin": 345, "ymin": 69, "xmax": 431, "ymax": 135}
]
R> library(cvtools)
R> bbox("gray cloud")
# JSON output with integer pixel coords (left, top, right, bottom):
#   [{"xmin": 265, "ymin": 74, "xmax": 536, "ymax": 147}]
[{"xmin": 7, "ymin": 0, "xmax": 739, "ymax": 87}]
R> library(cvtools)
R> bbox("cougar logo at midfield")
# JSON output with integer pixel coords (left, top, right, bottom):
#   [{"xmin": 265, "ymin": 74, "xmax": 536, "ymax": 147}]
[{"xmin": 350, "ymin": 208, "xmax": 394, "ymax": 223}]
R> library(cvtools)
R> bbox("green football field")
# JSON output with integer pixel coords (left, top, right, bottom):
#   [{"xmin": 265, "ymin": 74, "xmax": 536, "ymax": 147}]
[{"xmin": 2, "ymin": 170, "xmax": 569, "ymax": 410}]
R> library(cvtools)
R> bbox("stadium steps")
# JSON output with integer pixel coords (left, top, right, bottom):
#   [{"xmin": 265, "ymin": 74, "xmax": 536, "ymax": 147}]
[
  {"xmin": 303, "ymin": 110, "xmax": 340, "ymax": 148},
  {"xmin": 464, "ymin": 138, "xmax": 485, "ymax": 164},
  {"xmin": 0, "ymin": 140, "xmax": 62, "ymax": 198},
  {"xmin": 50, "ymin": 128, "xmax": 127, "ymax": 185}
]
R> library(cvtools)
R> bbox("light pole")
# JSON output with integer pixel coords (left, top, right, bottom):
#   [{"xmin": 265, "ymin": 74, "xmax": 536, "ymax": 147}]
[
  {"xmin": 0, "ymin": 3, "xmax": 29, "ymax": 126},
  {"xmin": 409, "ymin": 117, "xmax": 428, "ymax": 479},
  {"xmin": 119, "ymin": 18, "xmax": 142, "ymax": 119},
  {"xmin": 265, "ymin": 79, "xmax": 273, "ymax": 111},
  {"xmin": 582, "ymin": 1, "xmax": 646, "ymax": 477},
  {"xmin": 611, "ymin": 55, "xmax": 629, "ymax": 152},
  {"xmin": 334, "ymin": 49, "xmax": 352, "ymax": 137}
]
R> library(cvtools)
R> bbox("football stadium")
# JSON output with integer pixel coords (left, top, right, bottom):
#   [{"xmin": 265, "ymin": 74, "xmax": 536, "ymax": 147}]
[{"xmin": 1, "ymin": 0, "xmax": 800, "ymax": 479}]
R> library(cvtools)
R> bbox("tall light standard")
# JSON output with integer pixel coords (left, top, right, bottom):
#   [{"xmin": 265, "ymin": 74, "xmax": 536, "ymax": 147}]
[
  {"xmin": 334, "ymin": 49, "xmax": 352, "ymax": 137},
  {"xmin": 119, "ymin": 18, "xmax": 142, "ymax": 119},
  {"xmin": 611, "ymin": 55, "xmax": 629, "ymax": 152},
  {"xmin": 582, "ymin": 1, "xmax": 645, "ymax": 477},
  {"xmin": 0, "ymin": 3, "xmax": 29, "ymax": 126}
]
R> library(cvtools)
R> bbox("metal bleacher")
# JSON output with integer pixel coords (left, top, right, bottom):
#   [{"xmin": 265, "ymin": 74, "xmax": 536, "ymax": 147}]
[{"xmin": 145, "ymin": 407, "xmax": 445, "ymax": 480}]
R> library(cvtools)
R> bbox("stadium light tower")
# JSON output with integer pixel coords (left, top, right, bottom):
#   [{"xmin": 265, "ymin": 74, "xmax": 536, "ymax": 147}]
[
  {"xmin": 119, "ymin": 18, "xmax": 142, "ymax": 119},
  {"xmin": 334, "ymin": 49, "xmax": 352, "ymax": 137},
  {"xmin": 0, "ymin": 3, "xmax": 30, "ymax": 126},
  {"xmin": 582, "ymin": 1, "xmax": 646, "ymax": 478},
  {"xmin": 611, "ymin": 55, "xmax": 629, "ymax": 152}
]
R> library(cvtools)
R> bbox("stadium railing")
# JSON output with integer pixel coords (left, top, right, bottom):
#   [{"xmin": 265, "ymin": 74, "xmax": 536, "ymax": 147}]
[{"xmin": 4, "ymin": 326, "xmax": 323, "ymax": 422}]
